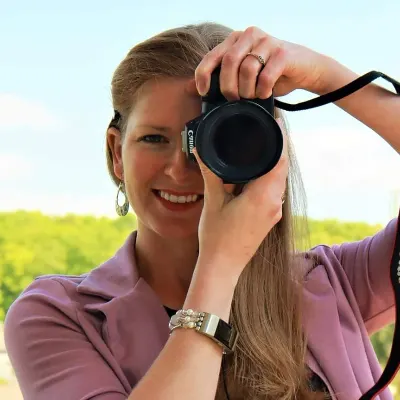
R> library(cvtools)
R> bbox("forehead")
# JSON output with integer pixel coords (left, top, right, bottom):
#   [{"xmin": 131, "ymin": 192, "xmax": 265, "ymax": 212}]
[{"xmin": 126, "ymin": 77, "xmax": 201, "ymax": 130}]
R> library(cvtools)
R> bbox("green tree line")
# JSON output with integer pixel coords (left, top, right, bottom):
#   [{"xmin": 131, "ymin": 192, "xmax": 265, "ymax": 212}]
[{"xmin": 0, "ymin": 210, "xmax": 397, "ymax": 394}]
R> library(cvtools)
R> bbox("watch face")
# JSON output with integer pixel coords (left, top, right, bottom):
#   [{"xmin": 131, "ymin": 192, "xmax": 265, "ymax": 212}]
[{"xmin": 217, "ymin": 319, "xmax": 233, "ymax": 346}]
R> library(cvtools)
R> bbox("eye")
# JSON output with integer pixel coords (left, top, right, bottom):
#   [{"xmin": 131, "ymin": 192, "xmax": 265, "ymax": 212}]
[{"xmin": 138, "ymin": 134, "xmax": 169, "ymax": 144}]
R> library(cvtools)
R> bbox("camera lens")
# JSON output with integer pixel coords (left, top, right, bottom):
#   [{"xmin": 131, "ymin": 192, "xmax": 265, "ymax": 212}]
[
  {"xmin": 213, "ymin": 114, "xmax": 266, "ymax": 167},
  {"xmin": 195, "ymin": 101, "xmax": 283, "ymax": 183}
]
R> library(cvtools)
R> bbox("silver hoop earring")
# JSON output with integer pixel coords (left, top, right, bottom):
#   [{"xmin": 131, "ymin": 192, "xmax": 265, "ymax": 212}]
[{"xmin": 115, "ymin": 181, "xmax": 129, "ymax": 216}]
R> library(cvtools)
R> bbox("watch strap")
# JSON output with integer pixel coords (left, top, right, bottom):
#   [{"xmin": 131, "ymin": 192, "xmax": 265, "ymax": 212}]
[{"xmin": 169, "ymin": 309, "xmax": 238, "ymax": 354}]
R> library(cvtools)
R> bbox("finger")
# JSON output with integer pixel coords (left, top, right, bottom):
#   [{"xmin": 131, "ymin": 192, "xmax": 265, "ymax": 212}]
[
  {"xmin": 238, "ymin": 37, "xmax": 273, "ymax": 98},
  {"xmin": 195, "ymin": 31, "xmax": 242, "ymax": 96},
  {"xmin": 256, "ymin": 44, "xmax": 287, "ymax": 99},
  {"xmin": 224, "ymin": 183, "xmax": 236, "ymax": 195},
  {"xmin": 219, "ymin": 27, "xmax": 265, "ymax": 101},
  {"xmin": 192, "ymin": 148, "xmax": 226, "ymax": 208}
]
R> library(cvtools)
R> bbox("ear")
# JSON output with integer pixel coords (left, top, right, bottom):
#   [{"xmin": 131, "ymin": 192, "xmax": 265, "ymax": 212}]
[
  {"xmin": 184, "ymin": 78, "xmax": 200, "ymax": 96},
  {"xmin": 106, "ymin": 127, "xmax": 124, "ymax": 181}
]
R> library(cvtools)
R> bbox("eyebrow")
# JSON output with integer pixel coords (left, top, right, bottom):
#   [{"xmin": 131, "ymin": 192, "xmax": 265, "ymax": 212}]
[{"xmin": 135, "ymin": 124, "xmax": 173, "ymax": 132}]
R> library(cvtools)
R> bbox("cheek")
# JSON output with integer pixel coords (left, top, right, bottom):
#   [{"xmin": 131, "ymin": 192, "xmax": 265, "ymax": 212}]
[{"xmin": 123, "ymin": 148, "xmax": 164, "ymax": 186}]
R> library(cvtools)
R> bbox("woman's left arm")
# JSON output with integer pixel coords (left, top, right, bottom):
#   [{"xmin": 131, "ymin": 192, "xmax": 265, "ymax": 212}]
[{"xmin": 317, "ymin": 57, "xmax": 400, "ymax": 153}]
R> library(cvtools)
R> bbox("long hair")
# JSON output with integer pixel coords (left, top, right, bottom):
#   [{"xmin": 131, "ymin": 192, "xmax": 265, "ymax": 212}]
[{"xmin": 106, "ymin": 22, "xmax": 328, "ymax": 400}]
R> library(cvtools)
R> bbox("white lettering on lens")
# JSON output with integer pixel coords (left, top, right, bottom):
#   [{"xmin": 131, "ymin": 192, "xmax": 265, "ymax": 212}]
[{"xmin": 188, "ymin": 130, "xmax": 194, "ymax": 153}]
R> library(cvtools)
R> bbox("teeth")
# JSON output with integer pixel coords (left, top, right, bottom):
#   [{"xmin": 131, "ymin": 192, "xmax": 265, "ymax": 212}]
[{"xmin": 159, "ymin": 191, "xmax": 199, "ymax": 203}]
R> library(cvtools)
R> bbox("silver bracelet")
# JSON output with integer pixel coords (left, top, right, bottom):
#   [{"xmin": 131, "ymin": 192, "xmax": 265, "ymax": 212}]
[
  {"xmin": 168, "ymin": 308, "xmax": 238, "ymax": 354},
  {"xmin": 169, "ymin": 309, "xmax": 205, "ymax": 331}
]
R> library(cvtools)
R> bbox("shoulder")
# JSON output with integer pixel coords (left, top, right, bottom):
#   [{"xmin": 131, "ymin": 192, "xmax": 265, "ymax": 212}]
[
  {"xmin": 305, "ymin": 217, "xmax": 398, "ymax": 274},
  {"xmin": 3, "ymin": 274, "xmax": 135, "ymax": 399},
  {"xmin": 17, "ymin": 272, "xmax": 89, "ymax": 306},
  {"xmin": 302, "ymin": 218, "xmax": 398, "ymax": 331},
  {"xmin": 4, "ymin": 274, "xmax": 88, "ymax": 338}
]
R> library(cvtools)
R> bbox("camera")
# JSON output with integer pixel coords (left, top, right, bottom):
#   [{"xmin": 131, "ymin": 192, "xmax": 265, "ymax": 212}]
[{"xmin": 181, "ymin": 67, "xmax": 283, "ymax": 184}]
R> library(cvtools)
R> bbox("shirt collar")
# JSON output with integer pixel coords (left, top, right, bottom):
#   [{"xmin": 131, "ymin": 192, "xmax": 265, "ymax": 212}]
[{"xmin": 76, "ymin": 231, "xmax": 140, "ymax": 300}]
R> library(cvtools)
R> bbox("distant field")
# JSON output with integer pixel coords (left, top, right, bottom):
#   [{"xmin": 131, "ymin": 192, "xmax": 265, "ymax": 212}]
[
  {"xmin": 0, "ymin": 323, "xmax": 22, "ymax": 398},
  {"xmin": 0, "ymin": 382, "xmax": 23, "ymax": 400}
]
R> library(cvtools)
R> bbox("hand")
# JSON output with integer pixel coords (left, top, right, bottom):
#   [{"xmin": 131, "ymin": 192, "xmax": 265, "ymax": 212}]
[
  {"xmin": 192, "ymin": 119, "xmax": 288, "ymax": 282},
  {"xmin": 195, "ymin": 26, "xmax": 333, "ymax": 100}
]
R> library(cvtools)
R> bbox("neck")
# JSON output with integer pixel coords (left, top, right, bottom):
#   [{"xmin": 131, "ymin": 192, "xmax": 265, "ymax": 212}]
[{"xmin": 134, "ymin": 224, "xmax": 199, "ymax": 309}]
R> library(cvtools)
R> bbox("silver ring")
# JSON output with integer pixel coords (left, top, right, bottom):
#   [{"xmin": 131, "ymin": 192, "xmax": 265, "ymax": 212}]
[{"xmin": 246, "ymin": 52, "xmax": 266, "ymax": 66}]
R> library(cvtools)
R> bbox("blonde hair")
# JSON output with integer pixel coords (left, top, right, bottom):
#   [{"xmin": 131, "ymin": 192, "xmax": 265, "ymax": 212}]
[{"xmin": 106, "ymin": 22, "xmax": 328, "ymax": 400}]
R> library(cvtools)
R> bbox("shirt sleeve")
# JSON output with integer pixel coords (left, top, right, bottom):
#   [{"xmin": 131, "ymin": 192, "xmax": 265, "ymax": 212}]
[
  {"xmin": 330, "ymin": 217, "xmax": 398, "ymax": 334},
  {"xmin": 4, "ymin": 278, "xmax": 129, "ymax": 400}
]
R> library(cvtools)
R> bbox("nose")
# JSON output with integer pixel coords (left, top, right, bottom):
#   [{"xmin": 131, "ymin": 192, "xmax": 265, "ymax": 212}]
[{"xmin": 164, "ymin": 141, "xmax": 199, "ymax": 184}]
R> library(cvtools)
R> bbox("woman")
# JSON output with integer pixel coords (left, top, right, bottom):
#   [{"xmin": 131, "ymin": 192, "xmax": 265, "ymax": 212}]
[{"xmin": 4, "ymin": 22, "xmax": 399, "ymax": 400}]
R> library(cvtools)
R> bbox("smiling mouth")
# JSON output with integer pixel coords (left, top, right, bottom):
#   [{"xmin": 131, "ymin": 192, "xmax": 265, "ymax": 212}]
[{"xmin": 152, "ymin": 190, "xmax": 204, "ymax": 206}]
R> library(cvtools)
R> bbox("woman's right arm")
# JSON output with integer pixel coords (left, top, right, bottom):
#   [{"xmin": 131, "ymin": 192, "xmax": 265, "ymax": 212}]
[
  {"xmin": 129, "ymin": 261, "xmax": 238, "ymax": 400},
  {"xmin": 131, "ymin": 123, "xmax": 289, "ymax": 399}
]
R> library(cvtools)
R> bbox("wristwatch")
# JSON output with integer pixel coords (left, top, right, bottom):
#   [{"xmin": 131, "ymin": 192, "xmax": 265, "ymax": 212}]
[{"xmin": 169, "ymin": 309, "xmax": 239, "ymax": 354}]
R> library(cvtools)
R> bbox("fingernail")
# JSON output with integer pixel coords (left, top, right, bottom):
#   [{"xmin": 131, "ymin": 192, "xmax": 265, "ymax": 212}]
[{"xmin": 197, "ymin": 79, "xmax": 207, "ymax": 96}]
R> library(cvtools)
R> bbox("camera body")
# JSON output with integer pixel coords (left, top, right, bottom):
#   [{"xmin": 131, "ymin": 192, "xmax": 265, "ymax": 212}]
[{"xmin": 181, "ymin": 67, "xmax": 283, "ymax": 184}]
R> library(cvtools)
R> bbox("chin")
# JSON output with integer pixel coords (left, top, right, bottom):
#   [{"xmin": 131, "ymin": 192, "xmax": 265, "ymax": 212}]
[
  {"xmin": 155, "ymin": 222, "xmax": 199, "ymax": 240},
  {"xmin": 137, "ymin": 216, "xmax": 199, "ymax": 241}
]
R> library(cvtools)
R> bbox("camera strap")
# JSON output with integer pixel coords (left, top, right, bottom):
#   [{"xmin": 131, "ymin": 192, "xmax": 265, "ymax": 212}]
[
  {"xmin": 274, "ymin": 70, "xmax": 400, "ymax": 111},
  {"xmin": 359, "ymin": 220, "xmax": 400, "ymax": 395},
  {"xmin": 275, "ymin": 71, "xmax": 400, "ymax": 400}
]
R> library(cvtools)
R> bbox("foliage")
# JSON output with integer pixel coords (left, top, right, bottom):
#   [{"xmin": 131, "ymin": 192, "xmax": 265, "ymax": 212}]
[{"xmin": 0, "ymin": 210, "xmax": 137, "ymax": 321}]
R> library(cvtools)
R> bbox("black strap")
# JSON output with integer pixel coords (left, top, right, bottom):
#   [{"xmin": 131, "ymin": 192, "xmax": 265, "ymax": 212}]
[
  {"xmin": 359, "ymin": 213, "xmax": 400, "ymax": 400},
  {"xmin": 274, "ymin": 70, "xmax": 400, "ymax": 399},
  {"xmin": 275, "ymin": 71, "xmax": 400, "ymax": 111}
]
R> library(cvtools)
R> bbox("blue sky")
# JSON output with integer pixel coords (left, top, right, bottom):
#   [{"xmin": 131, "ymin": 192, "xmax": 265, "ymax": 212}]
[{"xmin": 1, "ymin": 0, "xmax": 399, "ymax": 224}]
